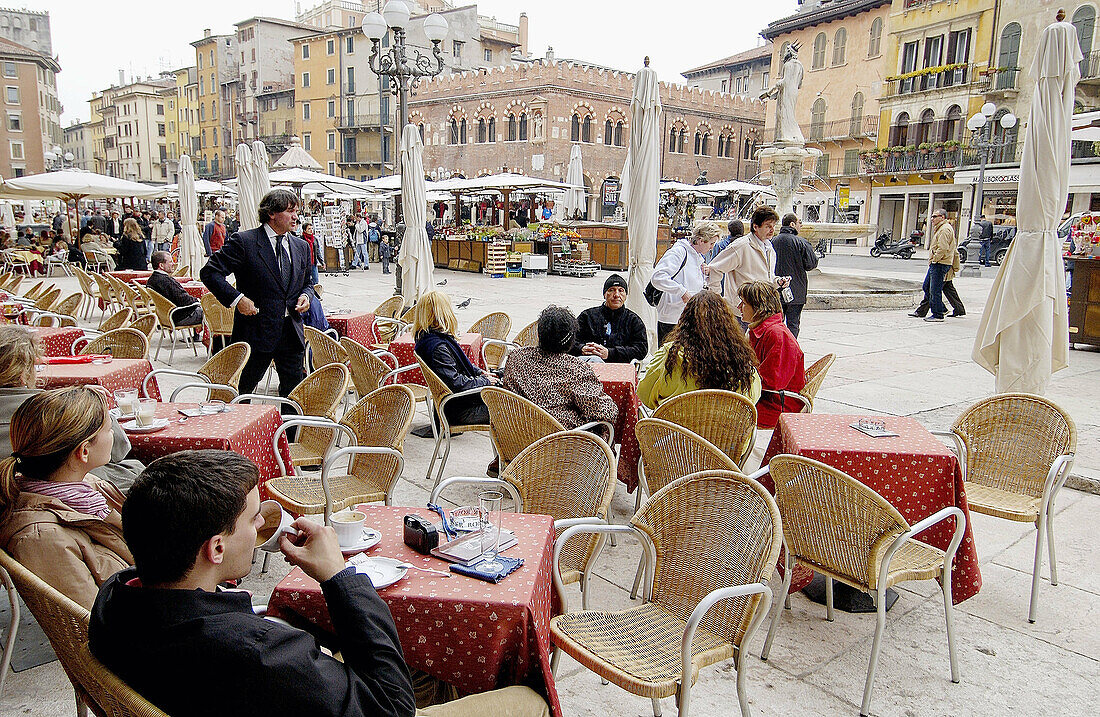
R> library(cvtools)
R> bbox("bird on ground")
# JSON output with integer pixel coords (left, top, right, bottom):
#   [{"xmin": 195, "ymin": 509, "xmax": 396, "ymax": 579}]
[
  {"xmin": 436, "ymin": 279, "xmax": 448, "ymax": 286},
  {"xmin": 455, "ymin": 297, "xmax": 472, "ymax": 309}
]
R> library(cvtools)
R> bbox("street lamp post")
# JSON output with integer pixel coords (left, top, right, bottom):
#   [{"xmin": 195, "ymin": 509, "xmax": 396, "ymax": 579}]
[{"xmin": 965, "ymin": 102, "xmax": 1017, "ymax": 271}]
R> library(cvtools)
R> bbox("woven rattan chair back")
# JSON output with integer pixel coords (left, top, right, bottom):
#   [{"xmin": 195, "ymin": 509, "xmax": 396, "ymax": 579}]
[
  {"xmin": 951, "ymin": 393, "xmax": 1076, "ymax": 499},
  {"xmin": 53, "ymin": 292, "xmax": 82, "ymax": 319},
  {"xmin": 288, "ymin": 363, "xmax": 350, "ymax": 458},
  {"xmin": 127, "ymin": 313, "xmax": 157, "ymax": 340},
  {"xmin": 144, "ymin": 288, "xmax": 180, "ymax": 329},
  {"xmin": 199, "ymin": 342, "xmax": 251, "ymax": 402},
  {"xmin": 399, "ymin": 306, "xmax": 416, "ymax": 324},
  {"xmin": 769, "ymin": 454, "xmax": 909, "ymax": 590},
  {"xmin": 653, "ymin": 389, "xmax": 757, "ymax": 468},
  {"xmin": 374, "ymin": 295, "xmax": 404, "ymax": 319},
  {"xmin": 468, "ymin": 311, "xmax": 511, "ymax": 340},
  {"xmin": 341, "ymin": 384, "xmax": 416, "ymax": 485},
  {"xmin": 36, "ymin": 286, "xmax": 61, "ymax": 311},
  {"xmin": 173, "ymin": 264, "xmax": 190, "ymax": 277},
  {"xmin": 637, "ymin": 470, "xmax": 782, "ymax": 646},
  {"xmin": 200, "ymin": 291, "xmax": 235, "ymax": 338},
  {"xmin": 99, "ymin": 308, "xmax": 133, "ymax": 333},
  {"xmin": 635, "ymin": 417, "xmax": 737, "ymax": 496},
  {"xmin": 504, "ymin": 430, "xmax": 616, "ymax": 581},
  {"xmin": 113, "ymin": 280, "xmax": 149, "ymax": 317},
  {"xmin": 416, "ymin": 355, "xmax": 454, "ymax": 408},
  {"xmin": 0, "ymin": 271, "xmax": 10, "ymax": 288},
  {"xmin": 481, "ymin": 385, "xmax": 565, "ymax": 465},
  {"xmin": 4, "ymin": 273, "xmax": 22, "ymax": 292},
  {"xmin": 514, "ymin": 320, "xmax": 538, "ymax": 348},
  {"xmin": 0, "ymin": 550, "xmax": 169, "ymax": 717},
  {"xmin": 72, "ymin": 266, "xmax": 99, "ymax": 304},
  {"xmin": 799, "ymin": 353, "xmax": 835, "ymax": 410},
  {"xmin": 22, "ymin": 280, "xmax": 45, "ymax": 300},
  {"xmin": 79, "ymin": 328, "xmax": 148, "ymax": 359},
  {"xmin": 92, "ymin": 273, "xmax": 117, "ymax": 310},
  {"xmin": 341, "ymin": 337, "xmax": 391, "ymax": 396},
  {"xmin": 305, "ymin": 325, "xmax": 347, "ymax": 371}
]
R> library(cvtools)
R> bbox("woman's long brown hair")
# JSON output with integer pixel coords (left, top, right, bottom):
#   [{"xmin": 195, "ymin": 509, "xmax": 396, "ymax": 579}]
[{"xmin": 665, "ymin": 291, "xmax": 757, "ymax": 393}]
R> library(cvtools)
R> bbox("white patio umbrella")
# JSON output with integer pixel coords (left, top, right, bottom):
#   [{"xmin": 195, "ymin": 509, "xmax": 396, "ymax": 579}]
[
  {"xmin": 228, "ymin": 168, "xmax": 373, "ymax": 195},
  {"xmin": 161, "ymin": 178, "xmax": 234, "ymax": 196},
  {"xmin": 973, "ymin": 18, "xmax": 1081, "ymax": 394},
  {"xmin": 272, "ymin": 136, "xmax": 323, "ymax": 170},
  {"xmin": 620, "ymin": 58, "xmax": 662, "ymax": 352},
  {"xmin": 252, "ymin": 140, "xmax": 271, "ymax": 199},
  {"xmin": 177, "ymin": 155, "xmax": 206, "ymax": 272},
  {"xmin": 235, "ymin": 144, "xmax": 259, "ymax": 231},
  {"xmin": 563, "ymin": 144, "xmax": 586, "ymax": 218},
  {"xmin": 399, "ymin": 124, "xmax": 433, "ymax": 309}
]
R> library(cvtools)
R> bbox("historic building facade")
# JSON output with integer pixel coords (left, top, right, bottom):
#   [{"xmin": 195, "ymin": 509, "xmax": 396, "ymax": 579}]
[
  {"xmin": 681, "ymin": 43, "xmax": 773, "ymax": 97},
  {"xmin": 191, "ymin": 30, "xmax": 239, "ymax": 178},
  {"xmin": 0, "ymin": 36, "xmax": 61, "ymax": 177},
  {"xmin": 409, "ymin": 54, "xmax": 765, "ymax": 218}
]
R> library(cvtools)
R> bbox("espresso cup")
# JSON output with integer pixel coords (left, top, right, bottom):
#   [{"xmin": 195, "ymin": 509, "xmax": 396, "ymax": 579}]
[
  {"xmin": 330, "ymin": 509, "xmax": 367, "ymax": 548},
  {"xmin": 255, "ymin": 500, "xmax": 297, "ymax": 552}
]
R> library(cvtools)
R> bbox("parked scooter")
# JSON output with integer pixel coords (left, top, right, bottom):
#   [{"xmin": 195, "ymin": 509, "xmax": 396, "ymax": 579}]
[{"xmin": 869, "ymin": 229, "xmax": 919, "ymax": 259}]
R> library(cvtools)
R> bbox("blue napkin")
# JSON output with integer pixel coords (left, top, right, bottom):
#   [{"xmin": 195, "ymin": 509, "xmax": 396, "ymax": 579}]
[{"xmin": 450, "ymin": 555, "xmax": 524, "ymax": 583}]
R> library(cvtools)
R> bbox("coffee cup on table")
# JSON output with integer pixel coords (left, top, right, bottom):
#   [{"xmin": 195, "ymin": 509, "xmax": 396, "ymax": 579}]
[
  {"xmin": 256, "ymin": 500, "xmax": 298, "ymax": 552},
  {"xmin": 330, "ymin": 509, "xmax": 367, "ymax": 548},
  {"xmin": 114, "ymin": 389, "xmax": 138, "ymax": 416},
  {"xmin": 135, "ymin": 398, "xmax": 157, "ymax": 427}
]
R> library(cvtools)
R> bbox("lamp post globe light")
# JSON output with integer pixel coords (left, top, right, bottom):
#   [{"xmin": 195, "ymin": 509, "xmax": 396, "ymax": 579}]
[{"xmin": 966, "ymin": 105, "xmax": 1017, "ymax": 269}]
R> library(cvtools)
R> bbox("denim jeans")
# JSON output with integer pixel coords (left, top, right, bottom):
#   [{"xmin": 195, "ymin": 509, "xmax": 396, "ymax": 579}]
[
  {"xmin": 979, "ymin": 239, "xmax": 991, "ymax": 266},
  {"xmin": 921, "ymin": 262, "xmax": 951, "ymax": 318},
  {"xmin": 352, "ymin": 242, "xmax": 369, "ymax": 268}
]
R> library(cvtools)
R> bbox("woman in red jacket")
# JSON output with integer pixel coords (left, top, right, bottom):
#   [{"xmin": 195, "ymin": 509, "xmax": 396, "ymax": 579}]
[{"xmin": 737, "ymin": 281, "xmax": 805, "ymax": 430}]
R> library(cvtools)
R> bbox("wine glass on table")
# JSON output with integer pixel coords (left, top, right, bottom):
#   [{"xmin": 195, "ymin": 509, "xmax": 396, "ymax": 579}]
[{"xmin": 478, "ymin": 490, "xmax": 504, "ymax": 572}]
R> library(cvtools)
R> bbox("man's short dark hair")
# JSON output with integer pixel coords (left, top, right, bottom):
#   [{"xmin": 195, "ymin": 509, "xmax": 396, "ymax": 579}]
[
  {"xmin": 123, "ymin": 450, "xmax": 259, "ymax": 585},
  {"xmin": 150, "ymin": 250, "xmax": 171, "ymax": 270},
  {"xmin": 727, "ymin": 219, "xmax": 744, "ymax": 238},
  {"xmin": 537, "ymin": 305, "xmax": 577, "ymax": 354},
  {"xmin": 782, "ymin": 213, "xmax": 798, "ymax": 227},
  {"xmin": 258, "ymin": 189, "xmax": 301, "ymax": 225},
  {"xmin": 751, "ymin": 206, "xmax": 780, "ymax": 231}
]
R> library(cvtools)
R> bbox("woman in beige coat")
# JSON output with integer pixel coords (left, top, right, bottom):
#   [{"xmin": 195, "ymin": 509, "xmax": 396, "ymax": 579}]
[{"xmin": 0, "ymin": 386, "xmax": 132, "ymax": 609}]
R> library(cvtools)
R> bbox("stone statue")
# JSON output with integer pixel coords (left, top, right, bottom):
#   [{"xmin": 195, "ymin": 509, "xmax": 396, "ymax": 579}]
[
  {"xmin": 760, "ymin": 43, "xmax": 805, "ymax": 145},
  {"xmin": 533, "ymin": 113, "xmax": 544, "ymax": 139}
]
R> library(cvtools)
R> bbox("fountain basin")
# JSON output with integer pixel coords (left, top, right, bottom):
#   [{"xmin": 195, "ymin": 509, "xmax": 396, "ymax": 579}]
[{"xmin": 806, "ymin": 269, "xmax": 922, "ymax": 310}]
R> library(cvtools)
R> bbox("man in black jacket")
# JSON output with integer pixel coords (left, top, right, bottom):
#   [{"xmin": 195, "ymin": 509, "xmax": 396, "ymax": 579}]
[
  {"xmin": 771, "ymin": 214, "xmax": 819, "ymax": 338},
  {"xmin": 147, "ymin": 251, "xmax": 203, "ymax": 329},
  {"xmin": 90, "ymin": 450, "xmax": 549, "ymax": 717},
  {"xmin": 570, "ymin": 274, "xmax": 648, "ymax": 363},
  {"xmin": 201, "ymin": 189, "xmax": 313, "ymax": 396}
]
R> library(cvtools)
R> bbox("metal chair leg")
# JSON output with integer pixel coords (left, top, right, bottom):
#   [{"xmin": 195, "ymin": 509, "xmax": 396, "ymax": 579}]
[
  {"xmin": 630, "ymin": 554, "xmax": 644, "ymax": 600},
  {"xmin": 825, "ymin": 576, "xmax": 835, "ymax": 622},
  {"xmin": 650, "ymin": 697, "xmax": 663, "ymax": 717},
  {"xmin": 761, "ymin": 554, "xmax": 793, "ymax": 661},
  {"xmin": 1029, "ymin": 516, "xmax": 1047, "ymax": 623},
  {"xmin": 941, "ymin": 574, "xmax": 960, "ymax": 683},
  {"xmin": 424, "ymin": 430, "xmax": 445, "ymax": 481},
  {"xmin": 1046, "ymin": 502, "xmax": 1059, "ymax": 586},
  {"xmin": 859, "ymin": 588, "xmax": 888, "ymax": 716}
]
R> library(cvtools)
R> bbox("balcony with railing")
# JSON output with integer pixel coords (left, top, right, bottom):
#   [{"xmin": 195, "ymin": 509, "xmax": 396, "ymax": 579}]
[
  {"xmin": 977, "ymin": 67, "xmax": 1021, "ymax": 96},
  {"xmin": 804, "ymin": 114, "xmax": 880, "ymax": 143},
  {"xmin": 884, "ymin": 63, "xmax": 977, "ymax": 98},
  {"xmin": 1081, "ymin": 50, "xmax": 1100, "ymax": 85},
  {"xmin": 338, "ymin": 113, "xmax": 389, "ymax": 130}
]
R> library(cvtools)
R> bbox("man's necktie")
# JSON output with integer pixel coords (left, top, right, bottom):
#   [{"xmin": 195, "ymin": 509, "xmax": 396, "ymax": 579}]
[{"xmin": 275, "ymin": 234, "xmax": 291, "ymax": 288}]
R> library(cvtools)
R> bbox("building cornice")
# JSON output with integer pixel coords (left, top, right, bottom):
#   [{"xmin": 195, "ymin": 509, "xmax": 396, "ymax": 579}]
[{"xmin": 761, "ymin": 0, "xmax": 892, "ymax": 39}]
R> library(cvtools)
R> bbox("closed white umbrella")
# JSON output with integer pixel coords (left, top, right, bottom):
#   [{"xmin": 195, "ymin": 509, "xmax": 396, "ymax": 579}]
[
  {"xmin": 252, "ymin": 140, "xmax": 271, "ymax": 200},
  {"xmin": 235, "ymin": 144, "xmax": 258, "ymax": 231},
  {"xmin": 973, "ymin": 18, "xmax": 1081, "ymax": 394},
  {"xmin": 177, "ymin": 155, "xmax": 206, "ymax": 271},
  {"xmin": 399, "ymin": 124, "xmax": 433, "ymax": 308},
  {"xmin": 620, "ymin": 58, "xmax": 662, "ymax": 352},
  {"xmin": 563, "ymin": 144, "xmax": 586, "ymax": 218}
]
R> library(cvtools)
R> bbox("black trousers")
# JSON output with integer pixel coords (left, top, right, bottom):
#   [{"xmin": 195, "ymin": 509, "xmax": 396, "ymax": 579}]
[
  {"xmin": 913, "ymin": 280, "xmax": 965, "ymax": 316},
  {"xmin": 657, "ymin": 321, "xmax": 676, "ymax": 345},
  {"xmin": 237, "ymin": 317, "xmax": 306, "ymax": 398},
  {"xmin": 783, "ymin": 303, "xmax": 804, "ymax": 338}
]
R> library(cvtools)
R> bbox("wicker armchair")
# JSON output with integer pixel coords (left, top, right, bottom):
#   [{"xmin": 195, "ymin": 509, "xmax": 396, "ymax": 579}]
[
  {"xmin": 233, "ymin": 363, "xmax": 350, "ymax": 469},
  {"xmin": 374, "ymin": 295, "xmax": 404, "ymax": 319},
  {"xmin": 143, "ymin": 341, "xmax": 251, "ymax": 403},
  {"xmin": 761, "ymin": 455, "xmax": 965, "ymax": 716},
  {"xmin": 0, "ymin": 550, "xmax": 171, "ymax": 717},
  {"xmin": 468, "ymin": 311, "xmax": 512, "ymax": 369},
  {"xmin": 514, "ymin": 320, "xmax": 538, "ymax": 347},
  {"xmin": 3, "ymin": 273, "xmax": 22, "ymax": 293},
  {"xmin": 200, "ymin": 291, "xmax": 235, "ymax": 356},
  {"xmin": 113, "ymin": 279, "xmax": 152, "ymax": 318},
  {"xmin": 432, "ymin": 430, "xmax": 616, "ymax": 612},
  {"xmin": 480, "ymin": 385, "xmax": 614, "ymax": 468},
  {"xmin": 550, "ymin": 470, "xmax": 781, "ymax": 717},
  {"xmin": 341, "ymin": 337, "xmax": 428, "ymax": 405},
  {"xmin": 35, "ymin": 285, "xmax": 61, "ymax": 312},
  {"xmin": 145, "ymin": 288, "xmax": 200, "ymax": 362},
  {"xmin": 173, "ymin": 263, "xmax": 190, "ymax": 277},
  {"xmin": 267, "ymin": 385, "xmax": 416, "ymax": 521},
  {"xmin": 99, "ymin": 307, "xmax": 133, "ymax": 333},
  {"xmin": 305, "ymin": 325, "xmax": 347, "ymax": 371},
  {"xmin": 92, "ymin": 272, "xmax": 120, "ymax": 316},
  {"xmin": 78, "ymin": 328, "xmax": 149, "ymax": 359},
  {"xmin": 71, "ymin": 266, "xmax": 101, "ymax": 319},
  {"xmin": 128, "ymin": 313, "xmax": 158, "ymax": 341},
  {"xmin": 416, "ymin": 355, "xmax": 491, "ymax": 486},
  {"xmin": 652, "ymin": 389, "xmax": 757, "ymax": 468},
  {"xmin": 938, "ymin": 393, "xmax": 1076, "ymax": 622},
  {"xmin": 20, "ymin": 279, "xmax": 45, "ymax": 301},
  {"xmin": 759, "ymin": 353, "xmax": 836, "ymax": 413},
  {"xmin": 51, "ymin": 293, "xmax": 83, "ymax": 320}
]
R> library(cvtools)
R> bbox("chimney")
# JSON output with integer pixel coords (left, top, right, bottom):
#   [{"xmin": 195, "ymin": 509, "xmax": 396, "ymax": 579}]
[
  {"xmin": 518, "ymin": 12, "xmax": 529, "ymax": 58},
  {"xmin": 118, "ymin": 69, "xmax": 125, "ymax": 85},
  {"xmin": 203, "ymin": 28, "xmax": 212, "ymax": 38}
]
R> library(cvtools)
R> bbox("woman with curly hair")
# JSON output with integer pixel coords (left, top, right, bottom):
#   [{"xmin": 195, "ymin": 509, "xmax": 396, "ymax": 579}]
[{"xmin": 638, "ymin": 290, "xmax": 761, "ymax": 410}]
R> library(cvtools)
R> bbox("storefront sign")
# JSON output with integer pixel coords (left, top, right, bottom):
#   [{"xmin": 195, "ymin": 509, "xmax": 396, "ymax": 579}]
[
  {"xmin": 602, "ymin": 178, "xmax": 620, "ymax": 207},
  {"xmin": 837, "ymin": 185, "xmax": 850, "ymax": 210}
]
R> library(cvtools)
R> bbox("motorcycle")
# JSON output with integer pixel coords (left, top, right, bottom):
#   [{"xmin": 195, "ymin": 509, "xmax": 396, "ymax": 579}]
[{"xmin": 869, "ymin": 229, "xmax": 919, "ymax": 259}]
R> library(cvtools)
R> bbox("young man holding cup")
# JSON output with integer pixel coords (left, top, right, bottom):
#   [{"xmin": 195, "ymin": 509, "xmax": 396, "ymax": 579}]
[{"xmin": 90, "ymin": 450, "xmax": 549, "ymax": 717}]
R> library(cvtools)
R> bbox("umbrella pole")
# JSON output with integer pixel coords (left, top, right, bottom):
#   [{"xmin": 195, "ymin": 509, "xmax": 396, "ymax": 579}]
[{"xmin": 503, "ymin": 189, "xmax": 511, "ymax": 231}]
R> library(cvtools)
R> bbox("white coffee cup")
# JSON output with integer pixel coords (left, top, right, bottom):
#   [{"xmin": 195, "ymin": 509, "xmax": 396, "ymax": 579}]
[
  {"xmin": 135, "ymin": 398, "xmax": 157, "ymax": 427},
  {"xmin": 114, "ymin": 389, "xmax": 138, "ymax": 416},
  {"xmin": 256, "ymin": 500, "xmax": 297, "ymax": 552},
  {"xmin": 330, "ymin": 509, "xmax": 367, "ymax": 548}
]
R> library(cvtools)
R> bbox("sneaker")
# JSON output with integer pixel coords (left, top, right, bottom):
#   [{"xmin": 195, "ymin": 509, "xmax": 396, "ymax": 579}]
[
  {"xmin": 908, "ymin": 311, "xmax": 926, "ymax": 318},
  {"xmin": 924, "ymin": 316, "xmax": 945, "ymax": 322}
]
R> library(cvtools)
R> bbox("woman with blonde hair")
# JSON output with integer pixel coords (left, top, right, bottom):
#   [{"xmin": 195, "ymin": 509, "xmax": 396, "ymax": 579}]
[
  {"xmin": 638, "ymin": 291, "xmax": 761, "ymax": 410},
  {"xmin": 117, "ymin": 216, "xmax": 149, "ymax": 270},
  {"xmin": 649, "ymin": 221, "xmax": 720, "ymax": 344},
  {"xmin": 0, "ymin": 325, "xmax": 142, "ymax": 490},
  {"xmin": 413, "ymin": 291, "xmax": 497, "ymax": 428},
  {"xmin": 0, "ymin": 386, "xmax": 133, "ymax": 608}
]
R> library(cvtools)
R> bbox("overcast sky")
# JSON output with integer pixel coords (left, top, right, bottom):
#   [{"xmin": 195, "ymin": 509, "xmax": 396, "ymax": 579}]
[{"xmin": 42, "ymin": 0, "xmax": 798, "ymax": 125}]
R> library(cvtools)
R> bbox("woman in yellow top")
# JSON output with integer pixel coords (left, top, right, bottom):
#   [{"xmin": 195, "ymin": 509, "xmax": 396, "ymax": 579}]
[{"xmin": 638, "ymin": 291, "xmax": 761, "ymax": 409}]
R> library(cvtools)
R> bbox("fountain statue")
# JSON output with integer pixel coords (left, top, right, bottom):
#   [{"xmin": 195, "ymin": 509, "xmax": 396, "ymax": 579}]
[{"xmin": 758, "ymin": 43, "xmax": 821, "ymax": 217}]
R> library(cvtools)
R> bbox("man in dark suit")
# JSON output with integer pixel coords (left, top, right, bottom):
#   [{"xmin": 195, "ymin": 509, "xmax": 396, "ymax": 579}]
[
  {"xmin": 148, "ymin": 251, "xmax": 202, "ymax": 329},
  {"xmin": 107, "ymin": 210, "xmax": 123, "ymax": 240},
  {"xmin": 200, "ymin": 189, "xmax": 313, "ymax": 397}
]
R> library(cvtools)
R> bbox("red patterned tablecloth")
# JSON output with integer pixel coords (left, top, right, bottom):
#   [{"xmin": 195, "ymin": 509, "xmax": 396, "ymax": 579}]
[
  {"xmin": 106, "ymin": 270, "xmax": 153, "ymax": 284},
  {"xmin": 388, "ymin": 332, "xmax": 484, "ymax": 385},
  {"xmin": 592, "ymin": 362, "xmax": 641, "ymax": 490},
  {"xmin": 762, "ymin": 413, "xmax": 981, "ymax": 603},
  {"xmin": 268, "ymin": 506, "xmax": 561, "ymax": 717},
  {"xmin": 325, "ymin": 311, "xmax": 376, "ymax": 346},
  {"xmin": 38, "ymin": 358, "xmax": 162, "ymax": 405},
  {"xmin": 29, "ymin": 326, "xmax": 84, "ymax": 356},
  {"xmin": 120, "ymin": 402, "xmax": 293, "ymax": 488}
]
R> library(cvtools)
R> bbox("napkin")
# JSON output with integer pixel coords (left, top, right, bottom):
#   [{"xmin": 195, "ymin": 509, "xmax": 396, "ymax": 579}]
[
  {"xmin": 43, "ymin": 355, "xmax": 112, "ymax": 365},
  {"xmin": 450, "ymin": 555, "xmax": 523, "ymax": 583}
]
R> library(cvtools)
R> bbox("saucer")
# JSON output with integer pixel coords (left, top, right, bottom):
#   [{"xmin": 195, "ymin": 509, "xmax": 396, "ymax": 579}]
[
  {"xmin": 119, "ymin": 417, "xmax": 170, "ymax": 433},
  {"xmin": 347, "ymin": 555, "xmax": 407, "ymax": 589},
  {"xmin": 339, "ymin": 527, "xmax": 382, "ymax": 554}
]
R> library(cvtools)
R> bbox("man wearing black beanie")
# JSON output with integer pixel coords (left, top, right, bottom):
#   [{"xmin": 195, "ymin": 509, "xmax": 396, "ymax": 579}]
[{"xmin": 570, "ymin": 273, "xmax": 648, "ymax": 363}]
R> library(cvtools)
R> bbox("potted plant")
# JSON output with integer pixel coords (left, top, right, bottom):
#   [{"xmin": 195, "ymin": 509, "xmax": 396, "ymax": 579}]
[
  {"xmin": 918, "ymin": 142, "xmax": 932, "ymax": 155},
  {"xmin": 931, "ymin": 141, "xmax": 945, "ymax": 154}
]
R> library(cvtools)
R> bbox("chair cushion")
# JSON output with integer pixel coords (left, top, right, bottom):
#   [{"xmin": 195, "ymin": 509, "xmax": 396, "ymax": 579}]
[
  {"xmin": 550, "ymin": 603, "xmax": 734, "ymax": 699},
  {"xmin": 964, "ymin": 481, "xmax": 1041, "ymax": 522}
]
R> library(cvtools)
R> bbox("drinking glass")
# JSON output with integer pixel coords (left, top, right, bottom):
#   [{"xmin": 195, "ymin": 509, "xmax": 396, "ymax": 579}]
[
  {"xmin": 478, "ymin": 490, "xmax": 504, "ymax": 572},
  {"xmin": 114, "ymin": 389, "xmax": 138, "ymax": 416},
  {"xmin": 135, "ymin": 398, "xmax": 157, "ymax": 427}
]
